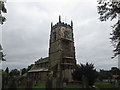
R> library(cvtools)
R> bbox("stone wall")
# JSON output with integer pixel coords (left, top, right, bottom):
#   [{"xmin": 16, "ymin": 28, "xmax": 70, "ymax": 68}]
[{"xmin": 28, "ymin": 71, "xmax": 48, "ymax": 81}]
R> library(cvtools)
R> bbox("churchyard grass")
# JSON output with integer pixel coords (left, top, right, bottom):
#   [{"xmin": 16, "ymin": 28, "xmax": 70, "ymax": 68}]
[
  {"xmin": 95, "ymin": 82, "xmax": 119, "ymax": 88},
  {"xmin": 33, "ymin": 82, "xmax": 46, "ymax": 88},
  {"xmin": 65, "ymin": 83, "xmax": 82, "ymax": 88},
  {"xmin": 17, "ymin": 81, "xmax": 120, "ymax": 89}
]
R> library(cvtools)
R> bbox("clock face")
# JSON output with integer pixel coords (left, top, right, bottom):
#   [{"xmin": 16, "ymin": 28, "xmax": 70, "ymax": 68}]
[{"xmin": 59, "ymin": 27, "xmax": 72, "ymax": 39}]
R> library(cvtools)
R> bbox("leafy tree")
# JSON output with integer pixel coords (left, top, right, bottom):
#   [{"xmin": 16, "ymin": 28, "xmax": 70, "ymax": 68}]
[
  {"xmin": 0, "ymin": 44, "xmax": 6, "ymax": 61},
  {"xmin": 21, "ymin": 68, "xmax": 27, "ymax": 75},
  {"xmin": 97, "ymin": 0, "xmax": 120, "ymax": 58},
  {"xmin": 72, "ymin": 64, "xmax": 81, "ymax": 81},
  {"xmin": 9, "ymin": 69, "xmax": 20, "ymax": 77},
  {"xmin": 0, "ymin": 2, "xmax": 6, "ymax": 60},
  {"xmin": 72, "ymin": 63, "xmax": 97, "ymax": 87},
  {"xmin": 4, "ymin": 67, "xmax": 9, "ymax": 85},
  {"xmin": 5, "ymin": 67, "xmax": 9, "ymax": 74},
  {"xmin": 0, "ymin": 1, "xmax": 7, "ymax": 62},
  {"xmin": 0, "ymin": 1, "xmax": 7, "ymax": 24},
  {"xmin": 111, "ymin": 67, "xmax": 120, "ymax": 75},
  {"xmin": 98, "ymin": 69, "xmax": 112, "ymax": 81}
]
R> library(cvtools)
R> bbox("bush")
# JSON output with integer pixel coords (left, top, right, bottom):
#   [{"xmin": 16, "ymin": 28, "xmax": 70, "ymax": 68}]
[{"xmin": 72, "ymin": 62, "xmax": 98, "ymax": 87}]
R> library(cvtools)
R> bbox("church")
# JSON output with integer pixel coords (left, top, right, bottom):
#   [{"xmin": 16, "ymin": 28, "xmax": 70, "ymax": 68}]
[{"xmin": 28, "ymin": 16, "xmax": 76, "ymax": 82}]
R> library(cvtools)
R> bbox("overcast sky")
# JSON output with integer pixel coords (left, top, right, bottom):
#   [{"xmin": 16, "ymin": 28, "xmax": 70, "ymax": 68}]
[{"xmin": 1, "ymin": 0, "xmax": 118, "ymax": 71}]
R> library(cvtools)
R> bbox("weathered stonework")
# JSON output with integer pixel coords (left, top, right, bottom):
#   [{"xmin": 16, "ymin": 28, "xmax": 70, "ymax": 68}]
[{"xmin": 49, "ymin": 16, "xmax": 76, "ymax": 82}]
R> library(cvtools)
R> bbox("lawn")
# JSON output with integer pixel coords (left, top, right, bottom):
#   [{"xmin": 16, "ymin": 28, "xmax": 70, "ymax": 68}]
[
  {"xmin": 17, "ymin": 81, "xmax": 120, "ymax": 89},
  {"xmin": 17, "ymin": 82, "xmax": 81, "ymax": 89},
  {"xmin": 17, "ymin": 82, "xmax": 46, "ymax": 90},
  {"xmin": 33, "ymin": 82, "xmax": 46, "ymax": 88},
  {"xmin": 17, "ymin": 86, "xmax": 26, "ymax": 90},
  {"xmin": 95, "ymin": 82, "xmax": 119, "ymax": 88},
  {"xmin": 65, "ymin": 83, "xmax": 82, "ymax": 88}
]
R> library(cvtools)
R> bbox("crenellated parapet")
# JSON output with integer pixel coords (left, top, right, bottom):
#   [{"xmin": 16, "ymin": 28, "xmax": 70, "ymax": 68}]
[
  {"xmin": 52, "ymin": 22, "xmax": 72, "ymax": 30},
  {"xmin": 51, "ymin": 16, "xmax": 73, "ymax": 30}
]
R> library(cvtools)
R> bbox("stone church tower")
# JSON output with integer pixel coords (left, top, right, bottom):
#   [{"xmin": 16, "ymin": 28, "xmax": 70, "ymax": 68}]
[{"xmin": 49, "ymin": 16, "xmax": 76, "ymax": 82}]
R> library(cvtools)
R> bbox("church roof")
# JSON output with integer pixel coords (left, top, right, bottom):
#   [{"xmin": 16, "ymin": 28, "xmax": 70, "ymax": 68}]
[
  {"xmin": 28, "ymin": 68, "xmax": 49, "ymax": 73},
  {"xmin": 35, "ymin": 57, "xmax": 49, "ymax": 64},
  {"xmin": 28, "ymin": 57, "xmax": 49, "ymax": 73}
]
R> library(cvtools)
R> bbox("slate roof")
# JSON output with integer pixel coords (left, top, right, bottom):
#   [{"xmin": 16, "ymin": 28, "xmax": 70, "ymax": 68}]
[
  {"xmin": 28, "ymin": 57, "xmax": 49, "ymax": 73},
  {"xmin": 28, "ymin": 68, "xmax": 49, "ymax": 73}
]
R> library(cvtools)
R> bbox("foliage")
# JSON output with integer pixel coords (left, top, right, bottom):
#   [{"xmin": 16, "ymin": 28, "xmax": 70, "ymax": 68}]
[
  {"xmin": 5, "ymin": 67, "xmax": 9, "ymax": 74},
  {"xmin": 0, "ymin": 41, "xmax": 6, "ymax": 62},
  {"xmin": 72, "ymin": 63, "xmax": 98, "ymax": 87},
  {"xmin": 9, "ymin": 69, "xmax": 20, "ymax": 77},
  {"xmin": 97, "ymin": 0, "xmax": 120, "ymax": 58},
  {"xmin": 98, "ymin": 69, "xmax": 112, "ymax": 81},
  {"xmin": 72, "ymin": 64, "xmax": 81, "ymax": 81},
  {"xmin": 0, "ymin": 50, "xmax": 6, "ymax": 61},
  {"xmin": 21, "ymin": 68, "xmax": 27, "ymax": 75},
  {"xmin": 0, "ymin": 1, "xmax": 7, "ymax": 24},
  {"xmin": 111, "ymin": 67, "xmax": 120, "ymax": 75}
]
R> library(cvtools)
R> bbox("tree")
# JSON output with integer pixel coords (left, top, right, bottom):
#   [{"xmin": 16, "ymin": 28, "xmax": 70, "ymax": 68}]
[
  {"xmin": 5, "ymin": 67, "xmax": 9, "ymax": 85},
  {"xmin": 97, "ymin": 0, "xmax": 120, "ymax": 58},
  {"xmin": 5, "ymin": 67, "xmax": 9, "ymax": 74},
  {"xmin": 0, "ymin": 1, "xmax": 7, "ymax": 62},
  {"xmin": 21, "ymin": 68, "xmax": 27, "ymax": 75},
  {"xmin": 9, "ymin": 69, "xmax": 20, "ymax": 77},
  {"xmin": 0, "ymin": 2, "xmax": 8, "ymax": 88},
  {"xmin": 111, "ymin": 67, "xmax": 120, "ymax": 75},
  {"xmin": 72, "ymin": 63, "xmax": 98, "ymax": 87},
  {"xmin": 0, "ymin": 1, "xmax": 7, "ymax": 24},
  {"xmin": 0, "ymin": 44, "xmax": 6, "ymax": 61},
  {"xmin": 98, "ymin": 69, "xmax": 112, "ymax": 81}
]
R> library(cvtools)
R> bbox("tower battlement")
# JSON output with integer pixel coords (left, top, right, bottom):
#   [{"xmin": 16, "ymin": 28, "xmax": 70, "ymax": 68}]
[
  {"xmin": 51, "ymin": 16, "xmax": 73, "ymax": 30},
  {"xmin": 52, "ymin": 22, "xmax": 72, "ymax": 30}
]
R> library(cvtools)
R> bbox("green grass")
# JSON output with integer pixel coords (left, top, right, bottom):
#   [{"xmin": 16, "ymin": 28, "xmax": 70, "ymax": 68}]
[
  {"xmin": 65, "ymin": 84, "xmax": 82, "ymax": 88},
  {"xmin": 17, "ymin": 82, "xmax": 46, "ymax": 89},
  {"xmin": 17, "ymin": 81, "xmax": 120, "ymax": 89},
  {"xmin": 17, "ymin": 86, "xmax": 26, "ymax": 90},
  {"xmin": 95, "ymin": 82, "xmax": 117, "ymax": 88},
  {"xmin": 33, "ymin": 82, "xmax": 46, "ymax": 88},
  {"xmin": 33, "ymin": 82, "xmax": 82, "ymax": 88}
]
